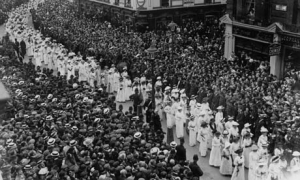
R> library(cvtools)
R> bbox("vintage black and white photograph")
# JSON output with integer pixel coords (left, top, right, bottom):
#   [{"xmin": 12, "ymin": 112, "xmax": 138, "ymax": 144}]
[{"xmin": 0, "ymin": 0, "xmax": 300, "ymax": 180}]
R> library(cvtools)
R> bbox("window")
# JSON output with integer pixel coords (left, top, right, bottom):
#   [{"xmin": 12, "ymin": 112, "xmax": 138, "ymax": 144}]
[
  {"xmin": 125, "ymin": 0, "xmax": 131, "ymax": 7},
  {"xmin": 275, "ymin": 4, "xmax": 287, "ymax": 11}
]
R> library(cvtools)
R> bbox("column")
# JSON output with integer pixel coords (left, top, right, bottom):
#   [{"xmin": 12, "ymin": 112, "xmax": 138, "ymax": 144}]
[
  {"xmin": 224, "ymin": 23, "xmax": 233, "ymax": 59},
  {"xmin": 270, "ymin": 55, "xmax": 281, "ymax": 78}
]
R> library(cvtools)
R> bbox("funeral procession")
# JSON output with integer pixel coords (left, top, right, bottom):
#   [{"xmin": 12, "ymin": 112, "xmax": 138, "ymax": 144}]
[{"xmin": 1, "ymin": 0, "xmax": 300, "ymax": 180}]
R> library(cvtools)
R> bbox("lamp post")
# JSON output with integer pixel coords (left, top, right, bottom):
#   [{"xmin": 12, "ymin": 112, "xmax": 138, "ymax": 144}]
[
  {"xmin": 145, "ymin": 40, "xmax": 157, "ymax": 112},
  {"xmin": 168, "ymin": 21, "xmax": 177, "ymax": 64}
]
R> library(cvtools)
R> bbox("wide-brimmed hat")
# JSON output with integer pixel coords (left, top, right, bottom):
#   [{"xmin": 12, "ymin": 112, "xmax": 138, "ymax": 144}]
[
  {"xmin": 244, "ymin": 123, "xmax": 251, "ymax": 128},
  {"xmin": 217, "ymin": 106, "xmax": 224, "ymax": 110},
  {"xmin": 170, "ymin": 141, "xmax": 177, "ymax": 148},
  {"xmin": 292, "ymin": 151, "xmax": 300, "ymax": 156},
  {"xmin": 223, "ymin": 130, "xmax": 229, "ymax": 135},
  {"xmin": 260, "ymin": 127, "xmax": 268, "ymax": 133},
  {"xmin": 271, "ymin": 156, "xmax": 280, "ymax": 163},
  {"xmin": 251, "ymin": 144, "xmax": 258, "ymax": 151},
  {"xmin": 134, "ymin": 132, "xmax": 142, "ymax": 139}
]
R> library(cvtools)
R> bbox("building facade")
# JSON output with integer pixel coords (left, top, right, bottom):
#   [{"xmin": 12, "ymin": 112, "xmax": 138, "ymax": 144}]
[
  {"xmin": 77, "ymin": 0, "xmax": 226, "ymax": 31},
  {"xmin": 221, "ymin": 0, "xmax": 300, "ymax": 79}
]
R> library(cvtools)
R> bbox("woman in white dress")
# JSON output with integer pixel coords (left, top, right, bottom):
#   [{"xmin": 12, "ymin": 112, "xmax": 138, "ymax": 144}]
[
  {"xmin": 116, "ymin": 77, "xmax": 126, "ymax": 102},
  {"xmin": 248, "ymin": 144, "xmax": 260, "ymax": 180},
  {"xmin": 209, "ymin": 132, "xmax": 222, "ymax": 167},
  {"xmin": 267, "ymin": 156, "xmax": 284, "ymax": 180},
  {"xmin": 220, "ymin": 142, "xmax": 233, "ymax": 175},
  {"xmin": 124, "ymin": 76, "xmax": 132, "ymax": 101},
  {"xmin": 290, "ymin": 151, "xmax": 300, "ymax": 169},
  {"xmin": 197, "ymin": 122, "xmax": 209, "ymax": 157},
  {"xmin": 215, "ymin": 106, "xmax": 225, "ymax": 133},
  {"xmin": 189, "ymin": 95, "xmax": 197, "ymax": 114},
  {"xmin": 201, "ymin": 98, "xmax": 212, "ymax": 123},
  {"xmin": 220, "ymin": 130, "xmax": 230, "ymax": 151},
  {"xmin": 254, "ymin": 159, "xmax": 268, "ymax": 180},
  {"xmin": 242, "ymin": 132, "xmax": 252, "ymax": 168},
  {"xmin": 241, "ymin": 123, "xmax": 251, "ymax": 139},
  {"xmin": 88, "ymin": 68, "xmax": 96, "ymax": 88},
  {"xmin": 155, "ymin": 92, "xmax": 163, "ymax": 120},
  {"xmin": 230, "ymin": 137, "xmax": 241, "ymax": 162},
  {"xmin": 107, "ymin": 70, "xmax": 114, "ymax": 93},
  {"xmin": 257, "ymin": 127, "xmax": 268, "ymax": 149},
  {"xmin": 188, "ymin": 115, "xmax": 197, "ymax": 147},
  {"xmin": 231, "ymin": 149, "xmax": 245, "ymax": 180}
]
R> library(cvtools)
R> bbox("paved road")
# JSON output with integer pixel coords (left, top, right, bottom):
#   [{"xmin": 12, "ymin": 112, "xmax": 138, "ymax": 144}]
[{"xmin": 0, "ymin": 14, "xmax": 243, "ymax": 180}]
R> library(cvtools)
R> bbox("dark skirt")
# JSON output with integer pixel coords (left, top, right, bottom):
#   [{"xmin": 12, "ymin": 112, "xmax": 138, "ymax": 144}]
[{"xmin": 167, "ymin": 127, "xmax": 174, "ymax": 144}]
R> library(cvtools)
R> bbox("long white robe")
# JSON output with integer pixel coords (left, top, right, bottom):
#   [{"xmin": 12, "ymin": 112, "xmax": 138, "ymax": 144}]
[
  {"xmin": 79, "ymin": 62, "xmax": 88, "ymax": 82},
  {"xmin": 107, "ymin": 73, "xmax": 114, "ymax": 93},
  {"xmin": 249, "ymin": 151, "xmax": 260, "ymax": 180},
  {"xmin": 175, "ymin": 111, "xmax": 185, "ymax": 138},
  {"xmin": 220, "ymin": 148, "xmax": 233, "ymax": 175},
  {"xmin": 215, "ymin": 112, "xmax": 224, "ymax": 133},
  {"xmin": 116, "ymin": 80, "xmax": 126, "ymax": 102},
  {"xmin": 209, "ymin": 136, "xmax": 222, "ymax": 167},
  {"xmin": 242, "ymin": 138, "xmax": 252, "ymax": 168},
  {"xmin": 231, "ymin": 156, "xmax": 245, "ymax": 180},
  {"xmin": 113, "ymin": 72, "xmax": 120, "ymax": 92},
  {"xmin": 257, "ymin": 135, "xmax": 268, "ymax": 150},
  {"xmin": 254, "ymin": 165, "xmax": 268, "ymax": 180},
  {"xmin": 188, "ymin": 120, "xmax": 197, "ymax": 146},
  {"xmin": 124, "ymin": 78, "xmax": 132, "ymax": 101},
  {"xmin": 197, "ymin": 127, "xmax": 209, "ymax": 157},
  {"xmin": 88, "ymin": 71, "xmax": 96, "ymax": 88},
  {"xmin": 267, "ymin": 162, "xmax": 284, "ymax": 180},
  {"xmin": 164, "ymin": 106, "xmax": 173, "ymax": 128},
  {"xmin": 67, "ymin": 63, "xmax": 74, "ymax": 80}
]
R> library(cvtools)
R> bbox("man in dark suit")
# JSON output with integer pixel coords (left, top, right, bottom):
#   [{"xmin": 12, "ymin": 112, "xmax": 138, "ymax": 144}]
[
  {"xmin": 20, "ymin": 39, "xmax": 27, "ymax": 58},
  {"xmin": 143, "ymin": 91, "xmax": 153, "ymax": 123},
  {"xmin": 14, "ymin": 39, "xmax": 20, "ymax": 58},
  {"xmin": 129, "ymin": 88, "xmax": 143, "ymax": 113},
  {"xmin": 175, "ymin": 138, "xmax": 186, "ymax": 162},
  {"xmin": 189, "ymin": 154, "xmax": 203, "ymax": 179}
]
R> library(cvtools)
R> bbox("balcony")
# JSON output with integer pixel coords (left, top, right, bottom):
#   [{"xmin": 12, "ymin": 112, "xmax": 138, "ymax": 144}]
[{"xmin": 282, "ymin": 23, "xmax": 300, "ymax": 34}]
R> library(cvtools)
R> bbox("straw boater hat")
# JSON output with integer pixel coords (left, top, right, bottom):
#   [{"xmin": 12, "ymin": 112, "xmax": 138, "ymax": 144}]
[
  {"xmin": 271, "ymin": 156, "xmax": 280, "ymax": 163},
  {"xmin": 292, "ymin": 151, "xmax": 300, "ymax": 156},
  {"xmin": 244, "ymin": 123, "xmax": 251, "ymax": 128},
  {"xmin": 223, "ymin": 130, "xmax": 229, "ymax": 135},
  {"xmin": 170, "ymin": 141, "xmax": 177, "ymax": 148},
  {"xmin": 260, "ymin": 127, "xmax": 268, "ymax": 133},
  {"xmin": 232, "ymin": 121, "xmax": 239, "ymax": 126},
  {"xmin": 216, "ymin": 106, "xmax": 224, "ymax": 110}
]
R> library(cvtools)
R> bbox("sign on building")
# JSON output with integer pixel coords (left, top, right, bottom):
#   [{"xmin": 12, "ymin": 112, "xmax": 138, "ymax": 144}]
[{"xmin": 269, "ymin": 44, "xmax": 281, "ymax": 56}]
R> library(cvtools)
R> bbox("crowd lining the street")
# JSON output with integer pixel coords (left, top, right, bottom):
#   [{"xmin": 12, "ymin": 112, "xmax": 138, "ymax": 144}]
[{"xmin": 1, "ymin": 0, "xmax": 300, "ymax": 180}]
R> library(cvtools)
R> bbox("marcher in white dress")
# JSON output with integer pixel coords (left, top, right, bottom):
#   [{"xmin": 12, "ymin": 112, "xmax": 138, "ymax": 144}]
[
  {"xmin": 215, "ymin": 106, "xmax": 225, "ymax": 133},
  {"xmin": 290, "ymin": 151, "xmax": 300, "ymax": 170},
  {"xmin": 116, "ymin": 77, "xmax": 126, "ymax": 102},
  {"xmin": 230, "ymin": 137, "xmax": 241, "ymax": 162},
  {"xmin": 188, "ymin": 116, "xmax": 198, "ymax": 147},
  {"xmin": 257, "ymin": 127, "xmax": 268, "ymax": 150},
  {"xmin": 220, "ymin": 142, "xmax": 233, "ymax": 175},
  {"xmin": 107, "ymin": 70, "xmax": 114, "ymax": 93},
  {"xmin": 231, "ymin": 149, "xmax": 245, "ymax": 180},
  {"xmin": 209, "ymin": 132, "xmax": 222, "ymax": 167},
  {"xmin": 67, "ymin": 60, "xmax": 74, "ymax": 80},
  {"xmin": 197, "ymin": 122, "xmax": 209, "ymax": 157},
  {"xmin": 267, "ymin": 156, "xmax": 284, "ymax": 180},
  {"xmin": 124, "ymin": 76, "xmax": 132, "ymax": 101},
  {"xmin": 78, "ymin": 60, "xmax": 88, "ymax": 83},
  {"xmin": 175, "ymin": 106, "xmax": 186, "ymax": 139},
  {"xmin": 88, "ymin": 68, "xmax": 96, "ymax": 88},
  {"xmin": 155, "ymin": 92, "xmax": 163, "ymax": 120},
  {"xmin": 242, "ymin": 132, "xmax": 252, "ymax": 168},
  {"xmin": 248, "ymin": 144, "xmax": 260, "ymax": 180},
  {"xmin": 241, "ymin": 123, "xmax": 251, "ymax": 139},
  {"xmin": 189, "ymin": 95, "xmax": 197, "ymax": 113},
  {"xmin": 254, "ymin": 159, "xmax": 268, "ymax": 180},
  {"xmin": 220, "ymin": 130, "xmax": 230, "ymax": 151}
]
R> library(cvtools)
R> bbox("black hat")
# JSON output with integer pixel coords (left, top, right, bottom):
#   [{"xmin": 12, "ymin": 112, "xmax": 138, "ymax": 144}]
[{"xmin": 193, "ymin": 154, "xmax": 199, "ymax": 161}]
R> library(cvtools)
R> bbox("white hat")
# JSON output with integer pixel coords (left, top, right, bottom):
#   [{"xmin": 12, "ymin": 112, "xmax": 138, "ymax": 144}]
[
  {"xmin": 244, "ymin": 123, "xmax": 251, "ymax": 128},
  {"xmin": 164, "ymin": 86, "xmax": 171, "ymax": 91},
  {"xmin": 228, "ymin": 116, "xmax": 234, "ymax": 120},
  {"xmin": 51, "ymin": 151, "xmax": 59, "ymax": 157},
  {"xmin": 258, "ymin": 159, "xmax": 266, "ymax": 166},
  {"xmin": 38, "ymin": 167, "xmax": 49, "ymax": 175},
  {"xmin": 223, "ymin": 130, "xmax": 229, "ymax": 135},
  {"xmin": 292, "ymin": 151, "xmax": 300, "ymax": 156},
  {"xmin": 70, "ymin": 140, "xmax": 77, "ymax": 146},
  {"xmin": 46, "ymin": 115, "xmax": 53, "ymax": 121},
  {"xmin": 150, "ymin": 147, "xmax": 160, "ymax": 154},
  {"xmin": 232, "ymin": 121, "xmax": 239, "ymax": 126},
  {"xmin": 170, "ymin": 141, "xmax": 177, "ymax": 148},
  {"xmin": 260, "ymin": 127, "xmax": 268, "ymax": 133},
  {"xmin": 196, "ymin": 103, "xmax": 201, "ymax": 108},
  {"xmin": 177, "ymin": 106, "xmax": 183, "ymax": 110},
  {"xmin": 179, "ymin": 89, "xmax": 185, "ymax": 94},
  {"xmin": 217, "ymin": 106, "xmax": 224, "ymax": 110},
  {"xmin": 134, "ymin": 132, "xmax": 142, "ymax": 138},
  {"xmin": 47, "ymin": 138, "xmax": 55, "ymax": 146},
  {"xmin": 157, "ymin": 76, "xmax": 161, "ymax": 80}
]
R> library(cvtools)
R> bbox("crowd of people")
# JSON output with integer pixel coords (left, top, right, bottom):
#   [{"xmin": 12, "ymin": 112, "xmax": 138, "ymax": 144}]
[
  {"xmin": 0, "ymin": 0, "xmax": 29, "ymax": 25},
  {"xmin": 1, "ymin": 0, "xmax": 300, "ymax": 180}
]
